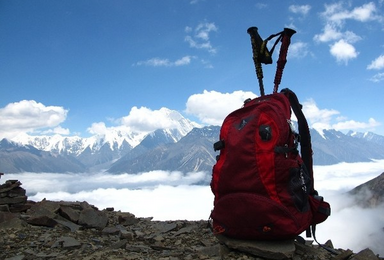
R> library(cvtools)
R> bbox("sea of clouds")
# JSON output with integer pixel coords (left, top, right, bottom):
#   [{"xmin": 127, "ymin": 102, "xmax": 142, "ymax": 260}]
[{"xmin": 3, "ymin": 160, "xmax": 384, "ymax": 255}]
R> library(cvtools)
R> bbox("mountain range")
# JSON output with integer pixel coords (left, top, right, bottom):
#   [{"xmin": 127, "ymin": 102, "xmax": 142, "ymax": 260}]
[{"xmin": 1, "ymin": 108, "xmax": 384, "ymax": 174}]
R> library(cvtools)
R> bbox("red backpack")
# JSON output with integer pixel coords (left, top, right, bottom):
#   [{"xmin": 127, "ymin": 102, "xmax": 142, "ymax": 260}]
[{"xmin": 209, "ymin": 27, "xmax": 330, "ymax": 241}]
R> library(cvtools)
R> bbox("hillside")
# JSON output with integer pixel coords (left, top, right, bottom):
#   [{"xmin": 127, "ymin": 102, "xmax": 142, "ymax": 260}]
[
  {"xmin": 0, "ymin": 198, "xmax": 381, "ymax": 260},
  {"xmin": 0, "ymin": 177, "xmax": 383, "ymax": 259},
  {"xmin": 349, "ymin": 172, "xmax": 384, "ymax": 207}
]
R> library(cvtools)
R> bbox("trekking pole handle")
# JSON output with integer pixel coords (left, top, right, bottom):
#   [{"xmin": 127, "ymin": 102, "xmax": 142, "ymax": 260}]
[
  {"xmin": 247, "ymin": 27, "xmax": 265, "ymax": 96},
  {"xmin": 273, "ymin": 28, "xmax": 296, "ymax": 93}
]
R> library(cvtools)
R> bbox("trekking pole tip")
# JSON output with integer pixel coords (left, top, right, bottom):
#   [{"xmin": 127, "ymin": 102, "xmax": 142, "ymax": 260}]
[{"xmin": 247, "ymin": 27, "xmax": 258, "ymax": 34}]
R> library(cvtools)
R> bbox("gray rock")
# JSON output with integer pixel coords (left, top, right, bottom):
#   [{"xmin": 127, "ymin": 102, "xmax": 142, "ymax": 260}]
[
  {"xmin": 117, "ymin": 212, "xmax": 139, "ymax": 225},
  {"xmin": 0, "ymin": 196, "xmax": 27, "ymax": 205},
  {"xmin": 216, "ymin": 234, "xmax": 296, "ymax": 260},
  {"xmin": 196, "ymin": 244, "xmax": 222, "ymax": 256},
  {"xmin": 110, "ymin": 239, "xmax": 128, "ymax": 249},
  {"xmin": 78, "ymin": 207, "xmax": 108, "ymax": 229},
  {"xmin": 52, "ymin": 236, "xmax": 82, "ymax": 249},
  {"xmin": 55, "ymin": 219, "xmax": 82, "ymax": 232},
  {"xmin": 0, "ymin": 215, "xmax": 26, "ymax": 229},
  {"xmin": 0, "ymin": 204, "xmax": 9, "ymax": 212},
  {"xmin": 102, "ymin": 226, "xmax": 120, "ymax": 235},
  {"xmin": 352, "ymin": 248, "xmax": 380, "ymax": 260},
  {"xmin": 332, "ymin": 249, "xmax": 353, "ymax": 260},
  {"xmin": 156, "ymin": 222, "xmax": 178, "ymax": 233},
  {"xmin": 26, "ymin": 215, "xmax": 57, "ymax": 227},
  {"xmin": 59, "ymin": 205, "xmax": 80, "ymax": 223},
  {"xmin": 28, "ymin": 201, "xmax": 58, "ymax": 219},
  {"xmin": 4, "ymin": 255, "xmax": 25, "ymax": 260}
]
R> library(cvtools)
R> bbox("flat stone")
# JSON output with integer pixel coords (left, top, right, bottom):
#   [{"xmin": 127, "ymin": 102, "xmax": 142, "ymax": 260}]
[
  {"xmin": 120, "ymin": 229, "xmax": 134, "ymax": 240},
  {"xmin": 332, "ymin": 249, "xmax": 353, "ymax": 260},
  {"xmin": 78, "ymin": 207, "xmax": 108, "ymax": 229},
  {"xmin": 196, "ymin": 244, "xmax": 222, "ymax": 257},
  {"xmin": 117, "ymin": 212, "xmax": 139, "ymax": 225},
  {"xmin": 52, "ymin": 236, "xmax": 82, "ymax": 249},
  {"xmin": 0, "ymin": 180, "xmax": 21, "ymax": 193},
  {"xmin": 8, "ymin": 187, "xmax": 26, "ymax": 197},
  {"xmin": 0, "ymin": 216, "xmax": 26, "ymax": 229},
  {"xmin": 28, "ymin": 201, "xmax": 58, "ymax": 219},
  {"xmin": 156, "ymin": 222, "xmax": 178, "ymax": 233},
  {"xmin": 216, "ymin": 235, "xmax": 295, "ymax": 260},
  {"xmin": 351, "ymin": 248, "xmax": 380, "ymax": 260},
  {"xmin": 27, "ymin": 215, "xmax": 57, "ymax": 228},
  {"xmin": 0, "ymin": 196, "xmax": 27, "ymax": 205},
  {"xmin": 174, "ymin": 225, "xmax": 195, "ymax": 236},
  {"xmin": 59, "ymin": 205, "xmax": 80, "ymax": 223},
  {"xmin": 126, "ymin": 244, "xmax": 152, "ymax": 253},
  {"xmin": 111, "ymin": 239, "xmax": 128, "ymax": 249},
  {"xmin": 4, "ymin": 255, "xmax": 25, "ymax": 260},
  {"xmin": 9, "ymin": 203, "xmax": 31, "ymax": 213},
  {"xmin": 0, "ymin": 211, "xmax": 17, "ymax": 223},
  {"xmin": 55, "ymin": 219, "xmax": 82, "ymax": 232},
  {"xmin": 0, "ymin": 204, "xmax": 9, "ymax": 212},
  {"xmin": 102, "ymin": 226, "xmax": 120, "ymax": 235}
]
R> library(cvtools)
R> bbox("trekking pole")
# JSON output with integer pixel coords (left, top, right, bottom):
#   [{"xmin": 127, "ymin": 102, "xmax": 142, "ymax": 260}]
[
  {"xmin": 247, "ymin": 27, "xmax": 270, "ymax": 96},
  {"xmin": 273, "ymin": 28, "xmax": 296, "ymax": 93}
]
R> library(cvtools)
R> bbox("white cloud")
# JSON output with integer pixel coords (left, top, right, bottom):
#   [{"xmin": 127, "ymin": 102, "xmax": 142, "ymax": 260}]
[
  {"xmin": 0, "ymin": 100, "xmax": 68, "ymax": 139},
  {"xmin": 134, "ymin": 56, "xmax": 195, "ymax": 67},
  {"xmin": 185, "ymin": 22, "xmax": 218, "ymax": 54},
  {"xmin": 185, "ymin": 90, "xmax": 257, "ymax": 125},
  {"xmin": 255, "ymin": 3, "xmax": 267, "ymax": 9},
  {"xmin": 329, "ymin": 39, "xmax": 359, "ymax": 64},
  {"xmin": 315, "ymin": 2, "xmax": 382, "ymax": 64},
  {"xmin": 175, "ymin": 56, "xmax": 194, "ymax": 66},
  {"xmin": 289, "ymin": 4, "xmax": 311, "ymax": 16},
  {"xmin": 321, "ymin": 2, "xmax": 381, "ymax": 25},
  {"xmin": 120, "ymin": 106, "xmax": 184, "ymax": 132},
  {"xmin": 41, "ymin": 126, "xmax": 70, "ymax": 135},
  {"xmin": 369, "ymin": 72, "xmax": 384, "ymax": 83},
  {"xmin": 314, "ymin": 24, "xmax": 361, "ymax": 44},
  {"xmin": 302, "ymin": 99, "xmax": 340, "ymax": 130},
  {"xmin": 302, "ymin": 99, "xmax": 379, "ymax": 133},
  {"xmin": 184, "ymin": 91, "xmax": 379, "ymax": 133},
  {"xmin": 288, "ymin": 41, "xmax": 310, "ymax": 59},
  {"xmin": 314, "ymin": 24, "xmax": 344, "ymax": 43},
  {"xmin": 367, "ymin": 55, "xmax": 384, "ymax": 70},
  {"xmin": 332, "ymin": 118, "xmax": 380, "ymax": 132},
  {"xmin": 87, "ymin": 122, "xmax": 108, "ymax": 135}
]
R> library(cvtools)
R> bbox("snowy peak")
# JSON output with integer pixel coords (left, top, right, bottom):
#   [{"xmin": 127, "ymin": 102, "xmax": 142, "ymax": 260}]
[
  {"xmin": 347, "ymin": 131, "xmax": 384, "ymax": 146},
  {"xmin": 10, "ymin": 108, "xmax": 198, "ymax": 156},
  {"xmin": 12, "ymin": 134, "xmax": 85, "ymax": 155},
  {"xmin": 156, "ymin": 107, "xmax": 200, "ymax": 136}
]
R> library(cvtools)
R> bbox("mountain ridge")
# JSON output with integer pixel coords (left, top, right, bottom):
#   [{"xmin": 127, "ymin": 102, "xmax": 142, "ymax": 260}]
[{"xmin": 2, "ymin": 108, "xmax": 384, "ymax": 173}]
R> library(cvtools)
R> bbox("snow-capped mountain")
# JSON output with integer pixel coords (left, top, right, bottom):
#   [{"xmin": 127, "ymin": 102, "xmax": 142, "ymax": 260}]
[
  {"xmin": 312, "ymin": 129, "xmax": 384, "ymax": 165},
  {"xmin": 12, "ymin": 108, "xmax": 197, "ymax": 154},
  {"xmin": 108, "ymin": 126, "xmax": 219, "ymax": 174},
  {"xmin": 5, "ymin": 108, "xmax": 199, "ymax": 172},
  {"xmin": 2, "ymin": 107, "xmax": 384, "ymax": 174},
  {"xmin": 347, "ymin": 131, "xmax": 384, "ymax": 146},
  {"xmin": 0, "ymin": 139, "xmax": 86, "ymax": 173}
]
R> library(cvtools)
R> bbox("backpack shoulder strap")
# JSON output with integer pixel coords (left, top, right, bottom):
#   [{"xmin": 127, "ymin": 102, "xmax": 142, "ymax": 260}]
[{"xmin": 280, "ymin": 88, "xmax": 315, "ymax": 194}]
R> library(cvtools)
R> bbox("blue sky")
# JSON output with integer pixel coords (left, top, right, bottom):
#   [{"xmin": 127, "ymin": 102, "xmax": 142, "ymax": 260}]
[{"xmin": 1, "ymin": 0, "xmax": 384, "ymax": 139}]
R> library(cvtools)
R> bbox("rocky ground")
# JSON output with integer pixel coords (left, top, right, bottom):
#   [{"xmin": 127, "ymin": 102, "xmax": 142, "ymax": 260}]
[{"xmin": 0, "ymin": 179, "xmax": 383, "ymax": 260}]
